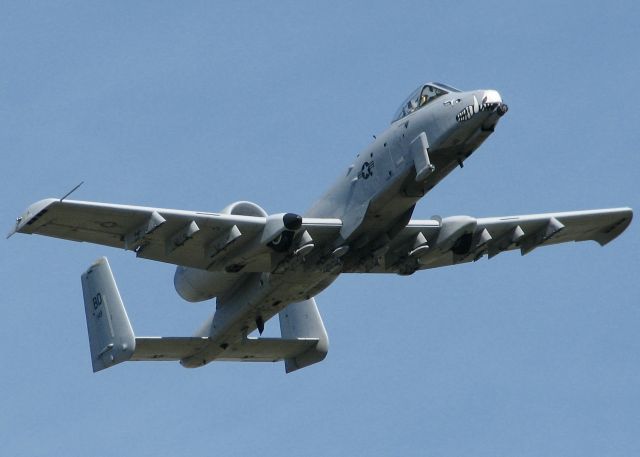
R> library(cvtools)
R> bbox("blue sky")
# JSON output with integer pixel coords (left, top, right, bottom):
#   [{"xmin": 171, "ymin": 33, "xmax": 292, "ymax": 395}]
[{"xmin": 1, "ymin": 2, "xmax": 639, "ymax": 456}]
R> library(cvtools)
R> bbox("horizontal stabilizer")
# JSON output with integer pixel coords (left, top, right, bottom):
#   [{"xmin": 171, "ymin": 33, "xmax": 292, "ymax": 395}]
[
  {"xmin": 218, "ymin": 337, "xmax": 320, "ymax": 362},
  {"xmin": 130, "ymin": 336, "xmax": 319, "ymax": 363},
  {"xmin": 80, "ymin": 257, "xmax": 327, "ymax": 372},
  {"xmin": 132, "ymin": 337, "xmax": 209, "ymax": 360}
]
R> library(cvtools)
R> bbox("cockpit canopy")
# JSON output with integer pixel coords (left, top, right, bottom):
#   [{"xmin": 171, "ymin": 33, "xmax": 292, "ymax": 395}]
[{"xmin": 392, "ymin": 82, "xmax": 461, "ymax": 123}]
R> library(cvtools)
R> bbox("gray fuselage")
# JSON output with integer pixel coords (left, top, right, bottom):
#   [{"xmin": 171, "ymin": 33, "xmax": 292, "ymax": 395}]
[{"xmin": 182, "ymin": 83, "xmax": 508, "ymax": 365}]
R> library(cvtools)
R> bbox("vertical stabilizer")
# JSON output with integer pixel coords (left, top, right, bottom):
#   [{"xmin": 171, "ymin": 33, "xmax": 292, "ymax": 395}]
[
  {"xmin": 279, "ymin": 298, "xmax": 329, "ymax": 373},
  {"xmin": 81, "ymin": 257, "xmax": 135, "ymax": 372}
]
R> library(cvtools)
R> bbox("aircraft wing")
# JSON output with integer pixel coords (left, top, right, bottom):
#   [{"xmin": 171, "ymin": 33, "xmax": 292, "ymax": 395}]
[
  {"xmin": 11, "ymin": 198, "xmax": 342, "ymax": 271},
  {"xmin": 349, "ymin": 207, "xmax": 632, "ymax": 273}
]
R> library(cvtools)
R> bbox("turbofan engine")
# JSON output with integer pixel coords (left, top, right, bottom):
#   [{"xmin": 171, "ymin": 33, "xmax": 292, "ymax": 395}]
[
  {"xmin": 173, "ymin": 201, "xmax": 268, "ymax": 302},
  {"xmin": 221, "ymin": 200, "xmax": 268, "ymax": 218},
  {"xmin": 173, "ymin": 201, "xmax": 303, "ymax": 302},
  {"xmin": 174, "ymin": 266, "xmax": 241, "ymax": 302}
]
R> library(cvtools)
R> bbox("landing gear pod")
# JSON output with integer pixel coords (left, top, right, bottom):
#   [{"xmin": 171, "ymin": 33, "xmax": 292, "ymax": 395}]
[{"xmin": 435, "ymin": 216, "xmax": 477, "ymax": 253}]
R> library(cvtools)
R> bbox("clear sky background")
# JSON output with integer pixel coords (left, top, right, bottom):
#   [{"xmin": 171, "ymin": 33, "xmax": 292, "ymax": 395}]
[{"xmin": 1, "ymin": 2, "xmax": 639, "ymax": 456}]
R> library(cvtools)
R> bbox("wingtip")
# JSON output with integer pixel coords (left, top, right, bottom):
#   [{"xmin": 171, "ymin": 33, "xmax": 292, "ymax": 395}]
[
  {"xmin": 10, "ymin": 198, "xmax": 59, "ymax": 236},
  {"xmin": 594, "ymin": 207, "xmax": 633, "ymax": 246}
]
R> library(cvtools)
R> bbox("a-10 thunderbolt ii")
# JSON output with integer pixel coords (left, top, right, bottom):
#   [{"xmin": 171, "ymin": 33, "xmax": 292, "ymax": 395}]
[{"xmin": 10, "ymin": 82, "xmax": 633, "ymax": 373}]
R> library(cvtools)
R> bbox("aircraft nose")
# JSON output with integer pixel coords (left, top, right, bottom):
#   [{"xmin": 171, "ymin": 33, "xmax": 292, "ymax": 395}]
[
  {"xmin": 482, "ymin": 89, "xmax": 501, "ymax": 105},
  {"xmin": 482, "ymin": 89, "xmax": 508, "ymax": 116}
]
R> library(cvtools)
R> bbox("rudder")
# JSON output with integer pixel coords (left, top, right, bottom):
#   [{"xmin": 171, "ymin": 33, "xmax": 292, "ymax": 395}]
[
  {"xmin": 279, "ymin": 298, "xmax": 329, "ymax": 373},
  {"xmin": 80, "ymin": 257, "xmax": 135, "ymax": 372}
]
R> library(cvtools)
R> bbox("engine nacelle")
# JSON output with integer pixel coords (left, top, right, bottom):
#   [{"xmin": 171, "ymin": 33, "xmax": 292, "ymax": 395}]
[
  {"xmin": 222, "ymin": 201, "xmax": 302, "ymax": 253},
  {"xmin": 174, "ymin": 200, "xmax": 305, "ymax": 302},
  {"xmin": 221, "ymin": 200, "xmax": 268, "ymax": 217},
  {"xmin": 174, "ymin": 266, "xmax": 242, "ymax": 302},
  {"xmin": 174, "ymin": 201, "xmax": 268, "ymax": 302}
]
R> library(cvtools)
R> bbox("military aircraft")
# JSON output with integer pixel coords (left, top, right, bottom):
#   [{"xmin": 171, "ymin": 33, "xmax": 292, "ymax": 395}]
[{"xmin": 10, "ymin": 82, "xmax": 632, "ymax": 373}]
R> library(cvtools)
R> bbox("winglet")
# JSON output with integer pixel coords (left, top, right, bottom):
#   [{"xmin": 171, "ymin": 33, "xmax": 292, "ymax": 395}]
[{"xmin": 81, "ymin": 257, "xmax": 136, "ymax": 372}]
